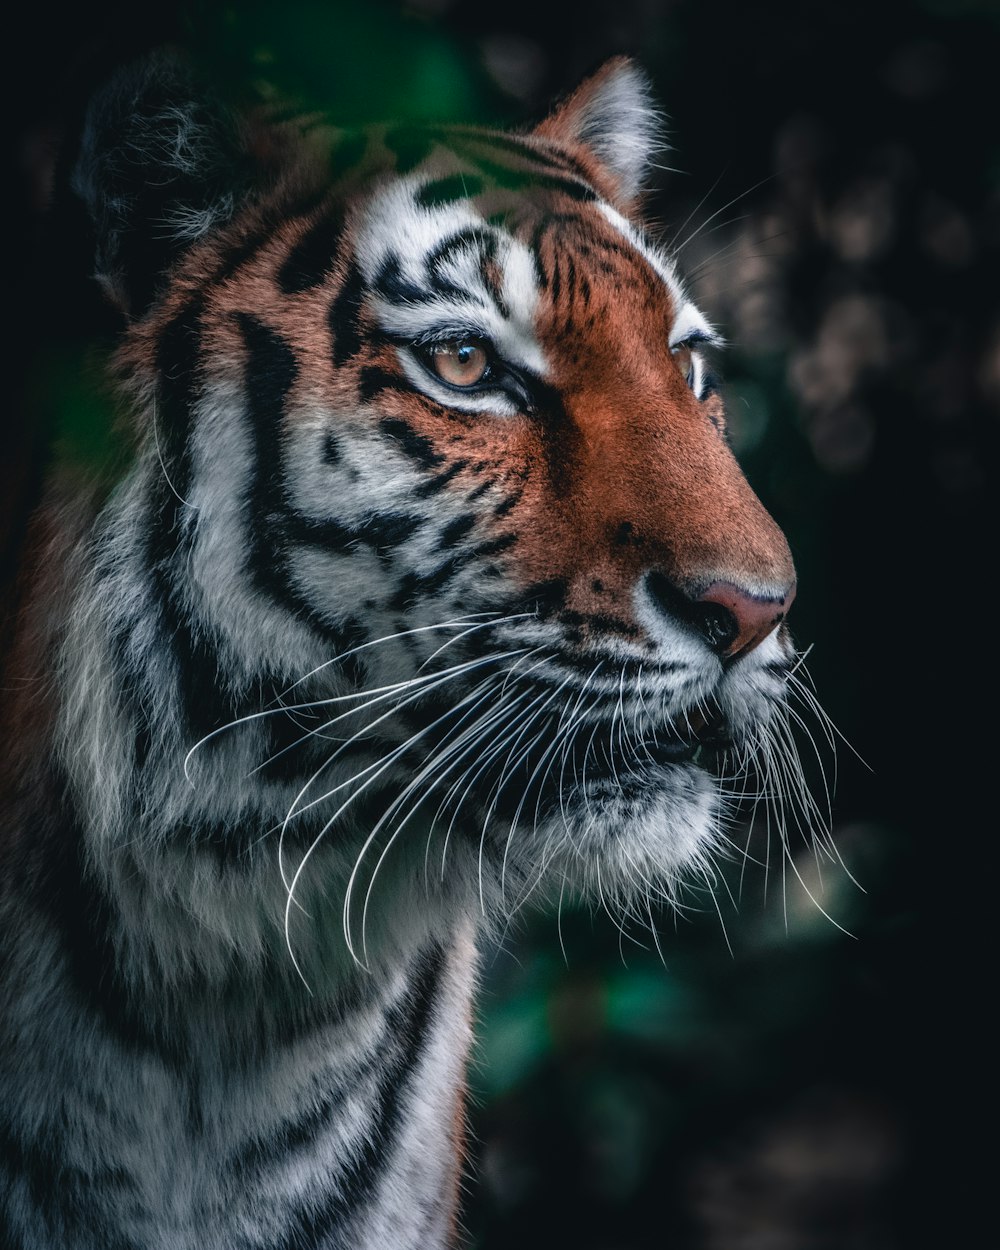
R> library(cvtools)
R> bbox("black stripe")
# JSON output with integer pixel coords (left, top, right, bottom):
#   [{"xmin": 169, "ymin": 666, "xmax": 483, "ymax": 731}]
[
  {"xmin": 528, "ymin": 211, "xmax": 592, "ymax": 289},
  {"xmin": 255, "ymin": 705, "xmax": 356, "ymax": 787},
  {"xmin": 414, "ymin": 459, "xmax": 468, "ymax": 498},
  {"xmin": 373, "ymin": 253, "xmax": 435, "ymax": 305},
  {"xmin": 493, "ymin": 488, "xmax": 523, "ymax": 517},
  {"xmin": 543, "ymin": 647, "xmax": 661, "ymax": 682},
  {"xmin": 271, "ymin": 944, "xmax": 446, "ymax": 1248},
  {"xmin": 232, "ymin": 308, "xmax": 297, "ymax": 642},
  {"xmin": 448, "ymin": 131, "xmax": 598, "ymax": 192},
  {"xmin": 388, "ymin": 550, "xmax": 470, "ymax": 609},
  {"xmin": 36, "ymin": 779, "xmax": 384, "ymax": 1064},
  {"xmin": 153, "ymin": 296, "xmax": 204, "ymax": 508},
  {"xmin": 278, "ymin": 205, "xmax": 346, "ymax": 294},
  {"xmin": 466, "ymin": 152, "xmax": 596, "ymax": 201},
  {"xmin": 358, "ymin": 365, "xmax": 414, "ymax": 403},
  {"xmin": 229, "ymin": 1080, "xmax": 349, "ymax": 1181},
  {"xmin": 0, "ymin": 1123, "xmax": 139, "ymax": 1249},
  {"xmin": 142, "ymin": 297, "xmax": 244, "ymax": 750},
  {"xmin": 323, "ymin": 431, "xmax": 343, "ymax": 465},
  {"xmin": 465, "ymin": 477, "xmax": 495, "ymax": 502},
  {"xmin": 213, "ymin": 224, "xmax": 277, "ymax": 284},
  {"xmin": 437, "ymin": 513, "xmax": 476, "ymax": 550},
  {"xmin": 471, "ymin": 531, "xmax": 517, "ymax": 559},
  {"xmin": 146, "ymin": 549, "xmax": 242, "ymax": 748},
  {"xmin": 382, "ymin": 125, "xmax": 595, "ymax": 190},
  {"xmin": 227, "ymin": 986, "xmax": 399, "ymax": 1180},
  {"xmin": 564, "ymin": 251, "xmax": 577, "ymax": 306},
  {"xmin": 39, "ymin": 795, "xmax": 191, "ymax": 1067},
  {"xmin": 551, "ymin": 251, "xmax": 562, "ymax": 306},
  {"xmin": 517, "ymin": 577, "xmax": 568, "ymax": 616},
  {"xmin": 284, "ymin": 508, "xmax": 423, "ymax": 558},
  {"xmin": 329, "ymin": 261, "xmax": 366, "ymax": 367},
  {"xmin": 476, "ymin": 232, "xmax": 508, "ymax": 316},
  {"xmin": 378, "ymin": 417, "xmax": 444, "ymax": 468},
  {"xmin": 453, "ymin": 130, "xmax": 596, "ymax": 183},
  {"xmin": 234, "ymin": 313, "xmax": 370, "ymax": 664},
  {"xmin": 387, "ymin": 526, "xmax": 511, "ymax": 609},
  {"xmin": 530, "ymin": 218, "xmax": 550, "ymax": 289},
  {"xmin": 215, "ymin": 190, "xmax": 330, "ymax": 287},
  {"xmin": 425, "ymin": 227, "xmax": 497, "ymax": 300}
]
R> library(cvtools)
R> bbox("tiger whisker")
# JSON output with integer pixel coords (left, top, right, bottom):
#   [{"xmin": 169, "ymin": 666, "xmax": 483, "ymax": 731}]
[
  {"xmin": 278, "ymin": 650, "xmax": 528, "ymax": 910},
  {"xmin": 418, "ymin": 612, "xmax": 534, "ymax": 669},
  {"xmin": 183, "ymin": 641, "xmax": 511, "ymax": 781},
  {"xmin": 671, "ymin": 172, "xmax": 776, "ymax": 259},
  {"xmin": 353, "ymin": 681, "xmax": 521, "ymax": 965},
  {"xmin": 423, "ymin": 687, "xmax": 538, "ymax": 893},
  {"xmin": 285, "ymin": 666, "xmax": 515, "ymax": 981},
  {"xmin": 279, "ymin": 613, "xmax": 504, "ymax": 695}
]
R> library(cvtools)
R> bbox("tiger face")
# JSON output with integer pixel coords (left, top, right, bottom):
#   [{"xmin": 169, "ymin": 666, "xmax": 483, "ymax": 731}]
[{"xmin": 74, "ymin": 54, "xmax": 800, "ymax": 964}]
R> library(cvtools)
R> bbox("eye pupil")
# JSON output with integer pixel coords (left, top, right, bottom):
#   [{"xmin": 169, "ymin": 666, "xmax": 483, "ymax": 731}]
[{"xmin": 427, "ymin": 339, "xmax": 490, "ymax": 387}]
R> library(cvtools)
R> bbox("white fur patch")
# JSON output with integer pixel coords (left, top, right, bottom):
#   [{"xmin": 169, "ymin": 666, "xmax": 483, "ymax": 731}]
[{"xmin": 356, "ymin": 176, "xmax": 547, "ymax": 394}]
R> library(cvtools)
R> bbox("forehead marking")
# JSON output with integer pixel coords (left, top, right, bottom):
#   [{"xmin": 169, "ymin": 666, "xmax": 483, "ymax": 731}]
[
  {"xmin": 596, "ymin": 201, "xmax": 719, "ymax": 347},
  {"xmin": 357, "ymin": 175, "xmax": 547, "ymax": 378}
]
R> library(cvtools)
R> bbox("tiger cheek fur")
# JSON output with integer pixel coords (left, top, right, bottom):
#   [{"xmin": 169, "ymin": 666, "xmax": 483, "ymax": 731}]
[{"xmin": 0, "ymin": 51, "xmax": 812, "ymax": 1250}]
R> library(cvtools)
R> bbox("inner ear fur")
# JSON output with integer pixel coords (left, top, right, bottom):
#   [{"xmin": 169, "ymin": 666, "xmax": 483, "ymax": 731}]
[{"xmin": 533, "ymin": 56, "xmax": 665, "ymax": 204}]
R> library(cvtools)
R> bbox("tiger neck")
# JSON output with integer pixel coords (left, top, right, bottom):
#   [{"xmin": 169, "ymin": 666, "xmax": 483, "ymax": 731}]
[
  {"xmin": 51, "ymin": 458, "xmax": 481, "ymax": 997},
  {"xmin": 7, "ymin": 781, "xmax": 476, "ymax": 1249},
  {"xmin": 2, "ymin": 489, "xmax": 478, "ymax": 1245}
]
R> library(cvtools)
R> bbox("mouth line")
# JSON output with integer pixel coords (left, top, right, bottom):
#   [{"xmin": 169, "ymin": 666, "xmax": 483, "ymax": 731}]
[
  {"xmin": 568, "ymin": 708, "xmax": 732, "ymax": 782},
  {"xmin": 389, "ymin": 691, "xmax": 733, "ymax": 812}
]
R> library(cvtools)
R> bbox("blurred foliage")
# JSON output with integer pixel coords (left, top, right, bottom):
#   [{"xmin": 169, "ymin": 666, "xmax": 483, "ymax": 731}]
[
  {"xmin": 181, "ymin": 0, "xmax": 504, "ymax": 123},
  {"xmin": 8, "ymin": 0, "xmax": 995, "ymax": 1246}
]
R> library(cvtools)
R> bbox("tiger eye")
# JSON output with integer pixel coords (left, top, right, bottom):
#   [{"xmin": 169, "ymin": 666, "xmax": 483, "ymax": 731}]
[
  {"xmin": 672, "ymin": 343, "xmax": 693, "ymax": 383},
  {"xmin": 429, "ymin": 340, "xmax": 489, "ymax": 387}
]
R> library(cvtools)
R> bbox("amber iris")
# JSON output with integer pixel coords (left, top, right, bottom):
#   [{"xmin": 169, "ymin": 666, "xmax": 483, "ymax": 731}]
[{"xmin": 428, "ymin": 339, "xmax": 490, "ymax": 387}]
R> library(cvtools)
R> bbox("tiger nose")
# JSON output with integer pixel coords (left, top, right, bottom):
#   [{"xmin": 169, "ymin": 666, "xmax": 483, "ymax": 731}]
[
  {"xmin": 645, "ymin": 572, "xmax": 795, "ymax": 662},
  {"xmin": 694, "ymin": 580, "xmax": 796, "ymax": 660}
]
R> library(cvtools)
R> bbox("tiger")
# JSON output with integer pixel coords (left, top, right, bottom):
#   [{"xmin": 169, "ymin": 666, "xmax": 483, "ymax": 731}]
[{"xmin": 0, "ymin": 50, "xmax": 807, "ymax": 1249}]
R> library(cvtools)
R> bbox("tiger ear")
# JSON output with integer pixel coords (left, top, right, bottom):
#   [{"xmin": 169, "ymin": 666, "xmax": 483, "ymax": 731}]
[
  {"xmin": 72, "ymin": 51, "xmax": 258, "ymax": 318},
  {"xmin": 534, "ymin": 57, "xmax": 664, "ymax": 203}
]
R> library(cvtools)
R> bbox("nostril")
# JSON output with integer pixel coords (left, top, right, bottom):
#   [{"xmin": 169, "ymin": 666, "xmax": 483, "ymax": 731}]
[
  {"xmin": 692, "ymin": 601, "xmax": 738, "ymax": 654},
  {"xmin": 644, "ymin": 570, "xmax": 794, "ymax": 662},
  {"xmin": 645, "ymin": 570, "xmax": 736, "ymax": 654},
  {"xmin": 697, "ymin": 580, "xmax": 795, "ymax": 661}
]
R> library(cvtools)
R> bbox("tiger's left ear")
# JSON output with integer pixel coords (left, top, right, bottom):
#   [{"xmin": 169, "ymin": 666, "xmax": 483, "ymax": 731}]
[
  {"xmin": 72, "ymin": 50, "xmax": 261, "ymax": 319},
  {"xmin": 534, "ymin": 57, "xmax": 664, "ymax": 203}
]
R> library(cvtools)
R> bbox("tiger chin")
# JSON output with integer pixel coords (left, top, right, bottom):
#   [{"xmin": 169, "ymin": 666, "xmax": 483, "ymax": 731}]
[{"xmin": 1, "ymin": 50, "xmax": 807, "ymax": 1250}]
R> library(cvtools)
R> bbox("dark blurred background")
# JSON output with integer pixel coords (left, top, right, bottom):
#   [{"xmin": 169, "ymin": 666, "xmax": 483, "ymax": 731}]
[{"xmin": 5, "ymin": 1, "xmax": 995, "ymax": 1246}]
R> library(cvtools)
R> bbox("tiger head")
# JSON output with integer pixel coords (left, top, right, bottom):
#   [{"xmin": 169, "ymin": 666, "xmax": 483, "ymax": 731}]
[{"xmin": 71, "ymin": 53, "xmax": 802, "ymax": 967}]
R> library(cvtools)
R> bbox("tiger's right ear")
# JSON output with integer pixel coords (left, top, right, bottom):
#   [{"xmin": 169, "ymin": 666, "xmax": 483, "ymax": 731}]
[
  {"xmin": 534, "ymin": 57, "xmax": 664, "ymax": 205},
  {"xmin": 72, "ymin": 51, "xmax": 258, "ymax": 318}
]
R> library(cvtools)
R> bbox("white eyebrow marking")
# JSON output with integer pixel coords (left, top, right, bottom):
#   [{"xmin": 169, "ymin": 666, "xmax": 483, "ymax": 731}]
[
  {"xmin": 358, "ymin": 175, "xmax": 549, "ymax": 379},
  {"xmin": 668, "ymin": 302, "xmax": 720, "ymax": 349}
]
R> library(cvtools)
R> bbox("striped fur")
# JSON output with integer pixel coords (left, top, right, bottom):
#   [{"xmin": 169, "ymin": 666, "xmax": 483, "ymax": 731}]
[{"xmin": 0, "ymin": 53, "xmax": 820, "ymax": 1248}]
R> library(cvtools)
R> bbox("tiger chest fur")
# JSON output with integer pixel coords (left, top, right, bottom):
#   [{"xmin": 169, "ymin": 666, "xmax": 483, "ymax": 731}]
[{"xmin": 0, "ymin": 53, "xmax": 800, "ymax": 1249}]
